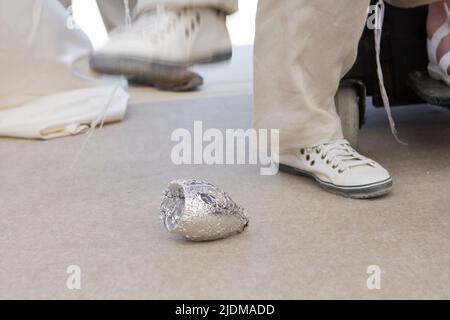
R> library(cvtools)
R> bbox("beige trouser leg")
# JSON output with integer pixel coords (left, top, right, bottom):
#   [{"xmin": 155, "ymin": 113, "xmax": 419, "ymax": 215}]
[
  {"xmin": 96, "ymin": 0, "xmax": 237, "ymax": 31},
  {"xmin": 254, "ymin": 0, "xmax": 439, "ymax": 153}
]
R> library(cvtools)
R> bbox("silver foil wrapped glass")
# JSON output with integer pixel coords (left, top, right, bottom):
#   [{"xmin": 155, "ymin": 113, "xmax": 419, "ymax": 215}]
[{"xmin": 160, "ymin": 179, "xmax": 249, "ymax": 241}]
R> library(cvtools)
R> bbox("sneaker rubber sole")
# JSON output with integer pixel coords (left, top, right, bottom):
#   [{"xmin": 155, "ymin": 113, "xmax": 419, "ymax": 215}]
[
  {"xmin": 89, "ymin": 51, "xmax": 232, "ymax": 91},
  {"xmin": 279, "ymin": 164, "xmax": 393, "ymax": 199}
]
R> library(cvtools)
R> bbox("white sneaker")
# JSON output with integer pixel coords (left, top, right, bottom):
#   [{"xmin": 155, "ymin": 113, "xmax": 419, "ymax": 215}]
[
  {"xmin": 279, "ymin": 140, "xmax": 393, "ymax": 199},
  {"xmin": 90, "ymin": 7, "xmax": 232, "ymax": 88}
]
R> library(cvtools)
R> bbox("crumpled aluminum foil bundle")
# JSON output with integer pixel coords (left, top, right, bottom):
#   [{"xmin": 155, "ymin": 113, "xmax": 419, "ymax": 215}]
[{"xmin": 160, "ymin": 179, "xmax": 249, "ymax": 241}]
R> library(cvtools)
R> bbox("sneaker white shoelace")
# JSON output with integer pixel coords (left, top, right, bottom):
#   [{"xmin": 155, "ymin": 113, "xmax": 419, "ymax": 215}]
[
  {"xmin": 307, "ymin": 140, "xmax": 375, "ymax": 173},
  {"xmin": 115, "ymin": 7, "xmax": 200, "ymax": 45},
  {"xmin": 112, "ymin": 10, "xmax": 174, "ymax": 41}
]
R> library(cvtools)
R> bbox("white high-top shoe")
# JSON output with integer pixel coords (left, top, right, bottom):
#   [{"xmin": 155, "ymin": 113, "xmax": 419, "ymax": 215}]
[
  {"xmin": 279, "ymin": 140, "xmax": 393, "ymax": 199},
  {"xmin": 90, "ymin": 7, "xmax": 232, "ymax": 89}
]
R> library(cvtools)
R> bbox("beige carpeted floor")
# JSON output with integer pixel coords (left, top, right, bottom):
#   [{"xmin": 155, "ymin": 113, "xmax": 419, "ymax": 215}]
[{"xmin": 0, "ymin": 92, "xmax": 449, "ymax": 299}]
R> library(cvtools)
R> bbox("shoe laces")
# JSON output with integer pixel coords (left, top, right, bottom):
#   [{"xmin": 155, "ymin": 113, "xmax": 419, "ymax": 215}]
[
  {"xmin": 305, "ymin": 140, "xmax": 375, "ymax": 173},
  {"xmin": 115, "ymin": 7, "xmax": 200, "ymax": 44}
]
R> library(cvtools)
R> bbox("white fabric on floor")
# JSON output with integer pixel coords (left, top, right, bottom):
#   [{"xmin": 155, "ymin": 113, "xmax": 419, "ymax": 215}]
[
  {"xmin": 0, "ymin": 0, "xmax": 128, "ymax": 140},
  {"xmin": 0, "ymin": 86, "xmax": 128, "ymax": 139}
]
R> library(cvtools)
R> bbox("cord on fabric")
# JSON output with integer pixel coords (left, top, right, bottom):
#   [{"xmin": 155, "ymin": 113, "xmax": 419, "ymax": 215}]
[
  {"xmin": 69, "ymin": 53, "xmax": 129, "ymax": 168},
  {"xmin": 124, "ymin": 0, "xmax": 133, "ymax": 28},
  {"xmin": 374, "ymin": 0, "xmax": 408, "ymax": 145},
  {"xmin": 69, "ymin": 83, "xmax": 122, "ymax": 169},
  {"xmin": 27, "ymin": 0, "xmax": 44, "ymax": 46}
]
